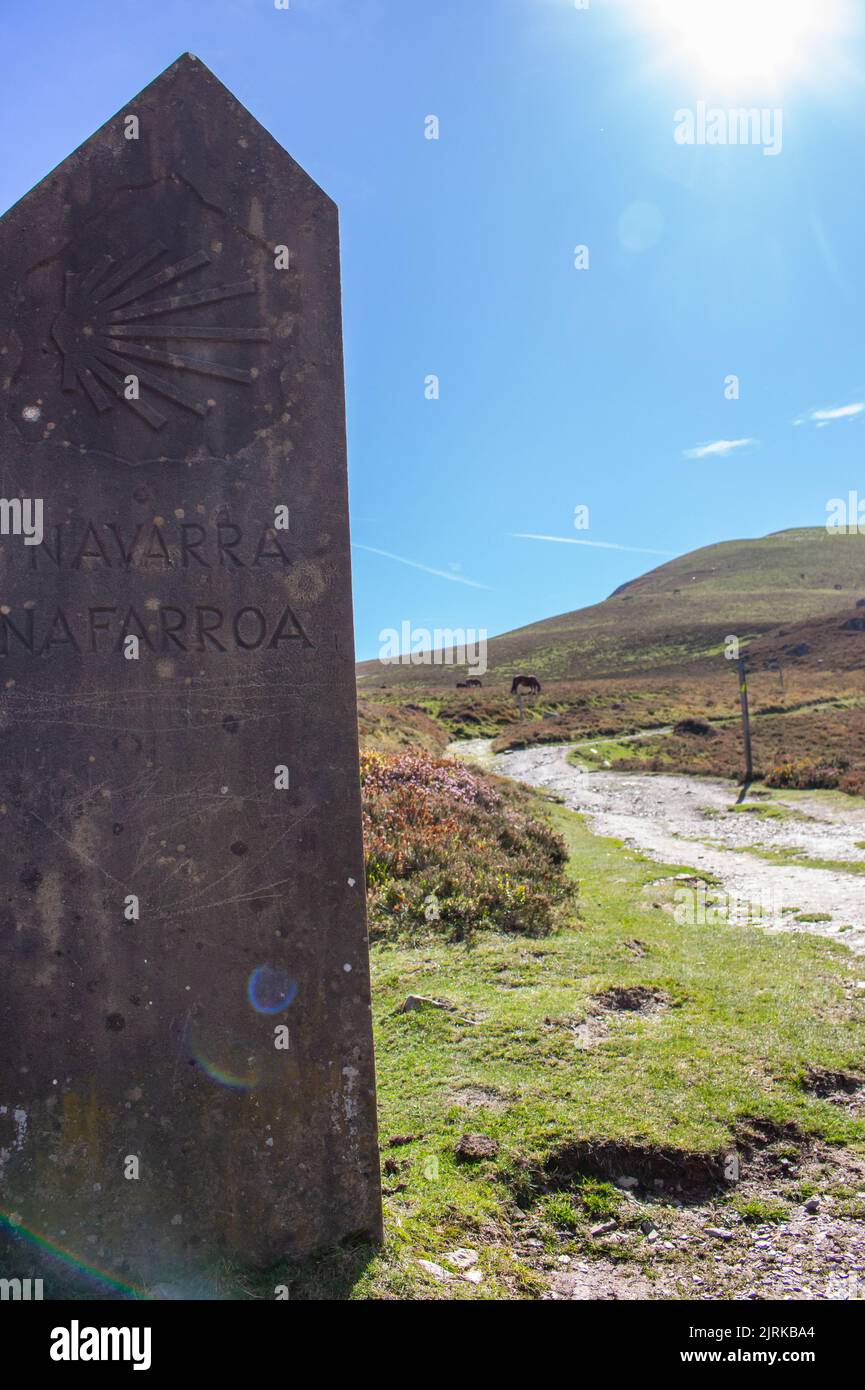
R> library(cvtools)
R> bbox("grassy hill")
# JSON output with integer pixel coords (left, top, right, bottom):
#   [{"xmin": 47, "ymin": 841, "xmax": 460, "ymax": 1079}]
[
  {"xmin": 358, "ymin": 528, "xmax": 865, "ymax": 687},
  {"xmin": 747, "ymin": 605, "xmax": 865, "ymax": 673}
]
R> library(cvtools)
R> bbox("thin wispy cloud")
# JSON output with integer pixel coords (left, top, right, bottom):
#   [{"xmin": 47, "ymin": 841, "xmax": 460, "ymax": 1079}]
[
  {"xmin": 683, "ymin": 438, "xmax": 755, "ymax": 460},
  {"xmin": 510, "ymin": 534, "xmax": 676, "ymax": 557},
  {"xmin": 352, "ymin": 543, "xmax": 491, "ymax": 589},
  {"xmin": 793, "ymin": 402, "xmax": 865, "ymax": 428}
]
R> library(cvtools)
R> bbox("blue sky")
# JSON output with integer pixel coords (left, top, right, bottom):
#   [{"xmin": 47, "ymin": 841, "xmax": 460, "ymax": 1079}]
[{"xmin": 2, "ymin": 0, "xmax": 863, "ymax": 659}]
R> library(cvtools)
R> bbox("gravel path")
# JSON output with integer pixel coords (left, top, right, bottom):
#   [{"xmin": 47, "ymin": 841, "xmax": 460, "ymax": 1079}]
[
  {"xmin": 455, "ymin": 739, "xmax": 865, "ymax": 953},
  {"xmin": 453, "ymin": 737, "xmax": 865, "ymax": 1300}
]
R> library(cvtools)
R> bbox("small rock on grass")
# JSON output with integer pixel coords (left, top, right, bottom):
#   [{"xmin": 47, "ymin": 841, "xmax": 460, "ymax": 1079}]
[
  {"xmin": 705, "ymin": 1227, "xmax": 734, "ymax": 1241},
  {"xmin": 805, "ymin": 1197, "xmax": 821, "ymax": 1214},
  {"xmin": 591, "ymin": 1220, "xmax": 617, "ymax": 1237},
  {"xmin": 455, "ymin": 1133, "xmax": 499, "ymax": 1161},
  {"xmin": 444, "ymin": 1248, "xmax": 479, "ymax": 1270},
  {"xmin": 396, "ymin": 994, "xmax": 453, "ymax": 1015},
  {"xmin": 417, "ymin": 1259, "xmax": 453, "ymax": 1283}
]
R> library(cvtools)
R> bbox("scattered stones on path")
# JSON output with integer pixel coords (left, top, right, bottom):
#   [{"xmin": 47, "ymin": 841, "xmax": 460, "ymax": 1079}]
[{"xmin": 484, "ymin": 741, "xmax": 865, "ymax": 950}]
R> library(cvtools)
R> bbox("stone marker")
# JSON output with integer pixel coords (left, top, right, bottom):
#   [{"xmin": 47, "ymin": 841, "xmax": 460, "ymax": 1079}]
[{"xmin": 0, "ymin": 54, "xmax": 381, "ymax": 1288}]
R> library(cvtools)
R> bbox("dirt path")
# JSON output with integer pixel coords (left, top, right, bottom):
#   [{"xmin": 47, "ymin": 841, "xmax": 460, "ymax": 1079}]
[
  {"xmin": 455, "ymin": 739, "xmax": 865, "ymax": 953},
  {"xmin": 452, "ymin": 737, "xmax": 865, "ymax": 1300}
]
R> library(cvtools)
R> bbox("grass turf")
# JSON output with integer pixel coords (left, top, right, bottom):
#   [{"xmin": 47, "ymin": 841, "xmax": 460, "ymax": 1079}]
[{"xmin": 272, "ymin": 791, "xmax": 865, "ymax": 1298}]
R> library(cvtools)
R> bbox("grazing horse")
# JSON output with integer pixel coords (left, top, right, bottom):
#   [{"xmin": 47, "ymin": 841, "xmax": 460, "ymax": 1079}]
[{"xmin": 511, "ymin": 675, "xmax": 541, "ymax": 695}]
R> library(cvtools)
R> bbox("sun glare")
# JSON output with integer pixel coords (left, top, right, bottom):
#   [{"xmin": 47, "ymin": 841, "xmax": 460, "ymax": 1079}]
[{"xmin": 640, "ymin": 0, "xmax": 843, "ymax": 86}]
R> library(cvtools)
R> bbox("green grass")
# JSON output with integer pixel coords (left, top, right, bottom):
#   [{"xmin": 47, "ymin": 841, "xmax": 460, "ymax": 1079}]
[
  {"xmin": 571, "ymin": 1177, "xmax": 623, "ymax": 1219},
  {"xmin": 728, "ymin": 802, "xmax": 803, "ymax": 821},
  {"xmin": 567, "ymin": 738, "xmax": 657, "ymax": 770},
  {"xmin": 732, "ymin": 1196, "xmax": 792, "ymax": 1225},
  {"xmin": 541, "ymin": 1192, "xmax": 583, "ymax": 1231},
  {"xmin": 262, "ymin": 791, "xmax": 865, "ymax": 1298},
  {"xmin": 732, "ymin": 843, "xmax": 865, "ymax": 876}
]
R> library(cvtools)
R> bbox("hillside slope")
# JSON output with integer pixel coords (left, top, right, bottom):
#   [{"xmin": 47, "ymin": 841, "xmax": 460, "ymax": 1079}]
[
  {"xmin": 358, "ymin": 528, "xmax": 865, "ymax": 685},
  {"xmin": 747, "ymin": 605, "xmax": 865, "ymax": 672}
]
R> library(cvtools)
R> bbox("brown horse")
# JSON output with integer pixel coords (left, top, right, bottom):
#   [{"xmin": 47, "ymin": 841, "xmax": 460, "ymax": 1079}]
[{"xmin": 511, "ymin": 675, "xmax": 541, "ymax": 695}]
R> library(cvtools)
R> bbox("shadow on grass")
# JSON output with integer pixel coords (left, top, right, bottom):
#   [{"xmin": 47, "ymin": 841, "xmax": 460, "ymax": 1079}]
[{"xmin": 252, "ymin": 1235, "xmax": 379, "ymax": 1301}]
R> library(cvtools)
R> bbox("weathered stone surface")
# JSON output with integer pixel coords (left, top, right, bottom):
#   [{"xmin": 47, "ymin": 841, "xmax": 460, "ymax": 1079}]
[{"xmin": 0, "ymin": 54, "xmax": 381, "ymax": 1283}]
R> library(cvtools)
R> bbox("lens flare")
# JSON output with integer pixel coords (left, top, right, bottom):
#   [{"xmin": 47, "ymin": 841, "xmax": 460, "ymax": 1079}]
[
  {"xmin": 186, "ymin": 1015, "xmax": 263, "ymax": 1091},
  {"xmin": 247, "ymin": 965, "xmax": 297, "ymax": 1015},
  {"xmin": 0, "ymin": 1209, "xmax": 150, "ymax": 1299}
]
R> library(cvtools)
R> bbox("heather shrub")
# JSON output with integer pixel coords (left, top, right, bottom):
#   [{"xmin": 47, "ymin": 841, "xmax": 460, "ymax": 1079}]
[
  {"xmin": 360, "ymin": 750, "xmax": 577, "ymax": 941},
  {"xmin": 673, "ymin": 718, "xmax": 717, "ymax": 738},
  {"xmin": 764, "ymin": 758, "xmax": 845, "ymax": 790}
]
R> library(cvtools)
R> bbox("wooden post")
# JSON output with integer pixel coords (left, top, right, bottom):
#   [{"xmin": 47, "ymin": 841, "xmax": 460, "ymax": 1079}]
[
  {"xmin": 737, "ymin": 658, "xmax": 754, "ymax": 784},
  {"xmin": 517, "ymin": 692, "xmax": 525, "ymax": 718}
]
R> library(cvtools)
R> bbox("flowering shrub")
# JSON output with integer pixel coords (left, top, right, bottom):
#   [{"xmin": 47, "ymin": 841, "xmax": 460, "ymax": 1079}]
[
  {"xmin": 765, "ymin": 758, "xmax": 844, "ymax": 790},
  {"xmin": 361, "ymin": 750, "xmax": 577, "ymax": 941},
  {"xmin": 764, "ymin": 757, "xmax": 865, "ymax": 797}
]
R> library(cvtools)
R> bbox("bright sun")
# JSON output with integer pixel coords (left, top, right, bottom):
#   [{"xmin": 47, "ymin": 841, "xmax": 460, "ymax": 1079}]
[{"xmin": 642, "ymin": 0, "xmax": 842, "ymax": 85}]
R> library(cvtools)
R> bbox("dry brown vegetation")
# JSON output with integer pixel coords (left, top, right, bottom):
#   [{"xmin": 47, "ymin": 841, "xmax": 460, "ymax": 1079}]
[
  {"xmin": 358, "ymin": 664, "xmax": 865, "ymax": 794},
  {"xmin": 356, "ymin": 529, "xmax": 865, "ymax": 790},
  {"xmin": 614, "ymin": 700, "xmax": 865, "ymax": 794},
  {"xmin": 357, "ymin": 698, "xmax": 450, "ymax": 754}
]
